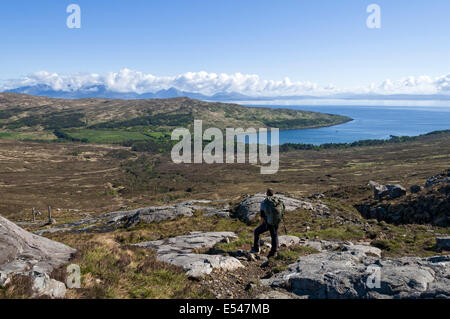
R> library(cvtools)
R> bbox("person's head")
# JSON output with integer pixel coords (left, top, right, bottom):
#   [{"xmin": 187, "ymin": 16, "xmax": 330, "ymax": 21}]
[{"xmin": 266, "ymin": 188, "xmax": 274, "ymax": 197}]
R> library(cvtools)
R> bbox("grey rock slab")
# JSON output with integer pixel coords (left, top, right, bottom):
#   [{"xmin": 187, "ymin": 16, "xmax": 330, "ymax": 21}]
[
  {"xmin": 115, "ymin": 205, "xmax": 195, "ymax": 228},
  {"xmin": 261, "ymin": 235, "xmax": 301, "ymax": 249},
  {"xmin": 135, "ymin": 232, "xmax": 238, "ymax": 253},
  {"xmin": 158, "ymin": 253, "xmax": 243, "ymax": 278},
  {"xmin": 30, "ymin": 271, "xmax": 66, "ymax": 299},
  {"xmin": 297, "ymin": 239, "xmax": 377, "ymax": 254},
  {"xmin": 341, "ymin": 244, "xmax": 382, "ymax": 258},
  {"xmin": 202, "ymin": 208, "xmax": 230, "ymax": 218},
  {"xmin": 262, "ymin": 241, "xmax": 449, "ymax": 299},
  {"xmin": 133, "ymin": 232, "xmax": 243, "ymax": 278},
  {"xmin": 0, "ymin": 216, "xmax": 75, "ymax": 298},
  {"xmin": 0, "ymin": 216, "xmax": 76, "ymax": 276}
]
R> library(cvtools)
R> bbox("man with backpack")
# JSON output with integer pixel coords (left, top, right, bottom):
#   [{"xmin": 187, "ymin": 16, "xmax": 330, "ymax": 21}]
[{"xmin": 251, "ymin": 188, "xmax": 286, "ymax": 258}]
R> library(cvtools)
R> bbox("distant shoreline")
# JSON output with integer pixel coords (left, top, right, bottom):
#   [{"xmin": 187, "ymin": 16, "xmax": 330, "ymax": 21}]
[
  {"xmin": 238, "ymin": 99, "xmax": 450, "ymax": 108},
  {"xmin": 277, "ymin": 129, "xmax": 450, "ymax": 149}
]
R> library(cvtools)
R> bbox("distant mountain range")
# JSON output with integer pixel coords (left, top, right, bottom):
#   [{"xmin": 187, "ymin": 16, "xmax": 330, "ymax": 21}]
[
  {"xmin": 4, "ymin": 84, "xmax": 450, "ymax": 101},
  {"xmin": 4, "ymin": 85, "xmax": 251, "ymax": 101}
]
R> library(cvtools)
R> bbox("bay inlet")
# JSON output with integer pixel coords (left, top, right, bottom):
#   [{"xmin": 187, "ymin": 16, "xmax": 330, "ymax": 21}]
[{"xmin": 242, "ymin": 104, "xmax": 450, "ymax": 146}]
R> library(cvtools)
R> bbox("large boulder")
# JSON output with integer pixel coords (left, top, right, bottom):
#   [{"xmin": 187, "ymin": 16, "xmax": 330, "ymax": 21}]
[
  {"xmin": 0, "ymin": 216, "xmax": 75, "ymax": 298},
  {"xmin": 134, "ymin": 232, "xmax": 243, "ymax": 278},
  {"xmin": 368, "ymin": 181, "xmax": 389, "ymax": 200},
  {"xmin": 262, "ymin": 242, "xmax": 450, "ymax": 299},
  {"xmin": 235, "ymin": 194, "xmax": 329, "ymax": 223},
  {"xmin": 387, "ymin": 184, "xmax": 407, "ymax": 199},
  {"xmin": 368, "ymin": 181, "xmax": 406, "ymax": 200}
]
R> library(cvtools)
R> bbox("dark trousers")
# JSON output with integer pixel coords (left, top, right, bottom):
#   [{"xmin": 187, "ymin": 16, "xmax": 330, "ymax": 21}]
[{"xmin": 254, "ymin": 222, "xmax": 279, "ymax": 254}]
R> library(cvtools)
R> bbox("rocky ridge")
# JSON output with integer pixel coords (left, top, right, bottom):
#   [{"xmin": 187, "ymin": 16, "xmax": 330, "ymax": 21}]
[{"xmin": 357, "ymin": 172, "xmax": 450, "ymax": 226}]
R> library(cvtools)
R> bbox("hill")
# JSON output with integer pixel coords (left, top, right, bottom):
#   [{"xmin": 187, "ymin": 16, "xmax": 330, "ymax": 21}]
[{"xmin": 0, "ymin": 93, "xmax": 351, "ymax": 146}]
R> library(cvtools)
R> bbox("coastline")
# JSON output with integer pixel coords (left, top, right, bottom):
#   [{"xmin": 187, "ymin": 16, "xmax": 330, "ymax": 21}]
[{"xmin": 278, "ymin": 129, "xmax": 450, "ymax": 149}]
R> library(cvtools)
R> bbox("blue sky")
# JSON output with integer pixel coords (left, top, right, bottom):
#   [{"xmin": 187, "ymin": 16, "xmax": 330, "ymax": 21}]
[{"xmin": 1, "ymin": 0, "xmax": 450, "ymax": 95}]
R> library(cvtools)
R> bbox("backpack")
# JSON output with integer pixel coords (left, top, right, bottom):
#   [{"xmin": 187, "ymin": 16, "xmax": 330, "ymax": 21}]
[{"xmin": 264, "ymin": 197, "xmax": 285, "ymax": 226}]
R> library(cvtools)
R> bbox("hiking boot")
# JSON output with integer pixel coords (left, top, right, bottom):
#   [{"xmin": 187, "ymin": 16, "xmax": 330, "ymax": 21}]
[
  {"xmin": 267, "ymin": 251, "xmax": 278, "ymax": 259},
  {"xmin": 250, "ymin": 247, "xmax": 260, "ymax": 254}
]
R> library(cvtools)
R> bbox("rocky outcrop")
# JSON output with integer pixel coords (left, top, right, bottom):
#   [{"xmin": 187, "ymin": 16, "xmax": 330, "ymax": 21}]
[
  {"xmin": 133, "ymin": 232, "xmax": 243, "ymax": 278},
  {"xmin": 358, "ymin": 178, "xmax": 449, "ymax": 226},
  {"xmin": 0, "ymin": 216, "xmax": 75, "ymax": 298},
  {"xmin": 262, "ymin": 241, "xmax": 450, "ymax": 299},
  {"xmin": 36, "ymin": 200, "xmax": 231, "ymax": 235},
  {"xmin": 293, "ymin": 239, "xmax": 382, "ymax": 256},
  {"xmin": 425, "ymin": 171, "xmax": 450, "ymax": 188},
  {"xmin": 235, "ymin": 194, "xmax": 329, "ymax": 223},
  {"xmin": 368, "ymin": 181, "xmax": 406, "ymax": 200}
]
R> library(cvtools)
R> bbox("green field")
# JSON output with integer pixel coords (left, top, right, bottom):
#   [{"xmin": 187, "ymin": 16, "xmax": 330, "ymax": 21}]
[
  {"xmin": 0, "ymin": 127, "xmax": 171, "ymax": 147},
  {"xmin": 65, "ymin": 129, "xmax": 153, "ymax": 144}
]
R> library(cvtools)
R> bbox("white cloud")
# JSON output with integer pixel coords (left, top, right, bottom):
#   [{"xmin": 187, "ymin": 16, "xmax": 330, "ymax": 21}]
[
  {"xmin": 373, "ymin": 76, "xmax": 436, "ymax": 95},
  {"xmin": 2, "ymin": 69, "xmax": 450, "ymax": 97}
]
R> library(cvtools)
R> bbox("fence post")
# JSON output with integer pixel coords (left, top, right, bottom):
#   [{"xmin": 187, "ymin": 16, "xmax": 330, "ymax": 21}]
[{"xmin": 48, "ymin": 206, "xmax": 52, "ymax": 223}]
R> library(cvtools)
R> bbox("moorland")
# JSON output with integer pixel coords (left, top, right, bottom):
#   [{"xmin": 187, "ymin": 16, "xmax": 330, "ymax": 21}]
[{"xmin": 0, "ymin": 93, "xmax": 449, "ymax": 299}]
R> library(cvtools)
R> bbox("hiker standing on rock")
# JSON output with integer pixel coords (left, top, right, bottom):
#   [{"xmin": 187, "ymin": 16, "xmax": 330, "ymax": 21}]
[{"xmin": 251, "ymin": 188, "xmax": 285, "ymax": 258}]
